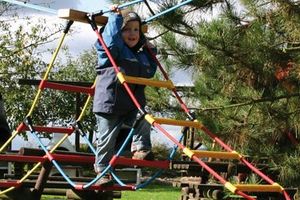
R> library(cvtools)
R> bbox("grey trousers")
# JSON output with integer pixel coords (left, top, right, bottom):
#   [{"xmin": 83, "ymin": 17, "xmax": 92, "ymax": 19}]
[{"xmin": 94, "ymin": 110, "xmax": 152, "ymax": 173}]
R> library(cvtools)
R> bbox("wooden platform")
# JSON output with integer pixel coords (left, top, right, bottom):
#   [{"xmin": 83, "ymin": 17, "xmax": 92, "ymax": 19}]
[
  {"xmin": 170, "ymin": 160, "xmax": 270, "ymax": 175},
  {"xmin": 58, "ymin": 9, "xmax": 148, "ymax": 32},
  {"xmin": 176, "ymin": 181, "xmax": 298, "ymax": 200}
]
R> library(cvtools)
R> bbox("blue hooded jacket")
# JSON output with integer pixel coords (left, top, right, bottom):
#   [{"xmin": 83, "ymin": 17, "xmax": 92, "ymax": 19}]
[{"xmin": 93, "ymin": 13, "xmax": 157, "ymax": 115}]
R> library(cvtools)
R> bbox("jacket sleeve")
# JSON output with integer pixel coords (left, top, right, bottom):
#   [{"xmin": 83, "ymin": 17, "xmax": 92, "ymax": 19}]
[{"xmin": 95, "ymin": 13, "xmax": 124, "ymax": 69}]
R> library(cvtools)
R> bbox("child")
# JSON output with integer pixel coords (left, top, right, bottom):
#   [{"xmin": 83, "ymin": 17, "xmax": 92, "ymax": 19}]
[{"xmin": 93, "ymin": 6, "xmax": 157, "ymax": 185}]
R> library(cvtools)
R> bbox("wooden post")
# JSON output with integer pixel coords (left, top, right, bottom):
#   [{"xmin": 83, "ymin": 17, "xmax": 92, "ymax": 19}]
[{"xmin": 31, "ymin": 160, "xmax": 53, "ymax": 199}]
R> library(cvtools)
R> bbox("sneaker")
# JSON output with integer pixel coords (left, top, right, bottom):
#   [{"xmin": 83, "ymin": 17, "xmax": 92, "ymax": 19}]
[
  {"xmin": 96, "ymin": 174, "xmax": 113, "ymax": 186},
  {"xmin": 132, "ymin": 150, "xmax": 154, "ymax": 161}
]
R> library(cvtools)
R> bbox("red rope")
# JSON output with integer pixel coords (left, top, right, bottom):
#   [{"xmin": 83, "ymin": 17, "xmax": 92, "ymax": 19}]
[
  {"xmin": 145, "ymin": 46, "xmax": 192, "ymax": 117},
  {"xmin": 154, "ymin": 122, "xmax": 255, "ymax": 200}
]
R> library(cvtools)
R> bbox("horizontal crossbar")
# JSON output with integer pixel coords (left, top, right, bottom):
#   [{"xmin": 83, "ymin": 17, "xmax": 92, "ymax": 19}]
[
  {"xmin": 40, "ymin": 80, "xmax": 94, "ymax": 95},
  {"xmin": 192, "ymin": 150, "xmax": 241, "ymax": 160},
  {"xmin": 152, "ymin": 117, "xmax": 203, "ymax": 129},
  {"xmin": 235, "ymin": 184, "xmax": 283, "ymax": 193},
  {"xmin": 19, "ymin": 125, "xmax": 75, "ymax": 135},
  {"xmin": 118, "ymin": 73, "xmax": 174, "ymax": 89}
]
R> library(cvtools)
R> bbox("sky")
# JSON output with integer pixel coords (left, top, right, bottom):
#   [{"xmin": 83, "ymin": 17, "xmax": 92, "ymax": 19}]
[
  {"xmin": 21, "ymin": 0, "xmax": 109, "ymax": 12},
  {"xmin": 19, "ymin": 0, "xmax": 111, "ymax": 56}
]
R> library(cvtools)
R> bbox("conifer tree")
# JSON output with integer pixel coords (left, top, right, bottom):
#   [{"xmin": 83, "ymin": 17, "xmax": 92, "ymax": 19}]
[{"xmin": 151, "ymin": 0, "xmax": 300, "ymax": 185}]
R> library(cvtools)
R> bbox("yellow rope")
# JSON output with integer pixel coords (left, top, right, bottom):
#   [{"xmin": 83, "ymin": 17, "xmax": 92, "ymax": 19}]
[
  {"xmin": 0, "ymin": 130, "xmax": 18, "ymax": 153},
  {"xmin": 27, "ymin": 33, "xmax": 67, "ymax": 117},
  {"xmin": 0, "ymin": 31, "xmax": 68, "ymax": 195}
]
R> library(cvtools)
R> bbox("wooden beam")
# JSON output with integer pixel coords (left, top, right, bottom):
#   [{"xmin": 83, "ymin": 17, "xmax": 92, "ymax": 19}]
[
  {"xmin": 58, "ymin": 9, "xmax": 148, "ymax": 32},
  {"xmin": 235, "ymin": 184, "xmax": 283, "ymax": 193},
  {"xmin": 192, "ymin": 150, "xmax": 241, "ymax": 160},
  {"xmin": 58, "ymin": 9, "xmax": 107, "ymax": 25}
]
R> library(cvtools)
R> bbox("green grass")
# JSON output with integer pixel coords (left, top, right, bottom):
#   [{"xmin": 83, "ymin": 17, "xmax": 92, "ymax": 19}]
[
  {"xmin": 121, "ymin": 184, "xmax": 180, "ymax": 200},
  {"xmin": 42, "ymin": 184, "xmax": 180, "ymax": 200}
]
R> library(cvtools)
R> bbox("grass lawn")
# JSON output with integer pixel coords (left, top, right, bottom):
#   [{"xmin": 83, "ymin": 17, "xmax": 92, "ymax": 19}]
[
  {"xmin": 121, "ymin": 184, "xmax": 180, "ymax": 200},
  {"xmin": 42, "ymin": 184, "xmax": 181, "ymax": 200}
]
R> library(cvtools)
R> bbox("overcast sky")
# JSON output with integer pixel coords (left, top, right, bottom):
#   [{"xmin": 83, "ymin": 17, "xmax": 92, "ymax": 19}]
[
  {"xmin": 7, "ymin": 0, "xmax": 112, "ymax": 57},
  {"xmin": 23, "ymin": 0, "xmax": 110, "ymax": 12}
]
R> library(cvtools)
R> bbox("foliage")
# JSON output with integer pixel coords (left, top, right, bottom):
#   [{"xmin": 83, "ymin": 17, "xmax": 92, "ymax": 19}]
[
  {"xmin": 0, "ymin": 5, "xmax": 97, "ymax": 139},
  {"xmin": 0, "ymin": 14, "xmax": 56, "ymax": 128},
  {"xmin": 150, "ymin": 0, "xmax": 300, "ymax": 186}
]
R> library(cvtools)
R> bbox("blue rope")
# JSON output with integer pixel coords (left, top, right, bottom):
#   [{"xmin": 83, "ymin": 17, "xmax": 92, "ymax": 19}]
[
  {"xmin": 135, "ymin": 134, "xmax": 183, "ymax": 189},
  {"xmin": 29, "ymin": 129, "xmax": 113, "ymax": 189},
  {"xmin": 0, "ymin": 0, "xmax": 57, "ymax": 14},
  {"xmin": 115, "ymin": 128, "xmax": 135, "ymax": 156},
  {"xmin": 109, "ymin": 133, "xmax": 184, "ymax": 190},
  {"xmin": 2, "ymin": 0, "xmax": 194, "ymax": 24},
  {"xmin": 144, "ymin": 0, "xmax": 193, "ymax": 23},
  {"xmin": 101, "ymin": 0, "xmax": 144, "ymax": 14},
  {"xmin": 26, "ymin": 119, "xmax": 184, "ymax": 191},
  {"xmin": 110, "ymin": 170, "xmax": 127, "ymax": 187},
  {"xmin": 30, "ymin": 131, "xmax": 76, "ymax": 187},
  {"xmin": 83, "ymin": 165, "xmax": 112, "ymax": 188},
  {"xmin": 78, "ymin": 128, "xmax": 97, "ymax": 155},
  {"xmin": 83, "ymin": 127, "xmax": 136, "ymax": 188}
]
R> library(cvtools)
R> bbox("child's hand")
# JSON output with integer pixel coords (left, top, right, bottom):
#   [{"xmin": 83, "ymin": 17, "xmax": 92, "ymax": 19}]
[{"xmin": 111, "ymin": 5, "xmax": 122, "ymax": 15}]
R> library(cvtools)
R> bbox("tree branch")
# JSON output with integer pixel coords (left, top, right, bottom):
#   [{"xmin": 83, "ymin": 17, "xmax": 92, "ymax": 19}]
[
  {"xmin": 192, "ymin": 93, "xmax": 300, "ymax": 111},
  {"xmin": 0, "ymin": 29, "xmax": 62, "ymax": 59},
  {"xmin": 147, "ymin": 30, "xmax": 169, "ymax": 40}
]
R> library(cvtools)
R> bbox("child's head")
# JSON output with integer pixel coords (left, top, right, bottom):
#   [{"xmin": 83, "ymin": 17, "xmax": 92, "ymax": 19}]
[{"xmin": 121, "ymin": 12, "xmax": 143, "ymax": 49}]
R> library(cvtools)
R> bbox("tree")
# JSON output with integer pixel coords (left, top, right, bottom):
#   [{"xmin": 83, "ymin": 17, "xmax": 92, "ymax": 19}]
[
  {"xmin": 151, "ymin": 0, "xmax": 300, "ymax": 186},
  {"xmin": 0, "ymin": 2, "xmax": 97, "ymax": 140}
]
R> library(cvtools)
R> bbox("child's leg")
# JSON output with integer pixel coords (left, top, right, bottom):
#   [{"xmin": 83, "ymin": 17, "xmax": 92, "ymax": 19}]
[
  {"xmin": 122, "ymin": 110, "xmax": 152, "ymax": 152},
  {"xmin": 131, "ymin": 118, "xmax": 152, "ymax": 152},
  {"xmin": 94, "ymin": 113, "xmax": 123, "ymax": 174}
]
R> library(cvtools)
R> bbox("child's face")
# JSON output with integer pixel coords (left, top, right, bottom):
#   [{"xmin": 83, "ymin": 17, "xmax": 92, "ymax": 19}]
[{"xmin": 122, "ymin": 21, "xmax": 140, "ymax": 48}]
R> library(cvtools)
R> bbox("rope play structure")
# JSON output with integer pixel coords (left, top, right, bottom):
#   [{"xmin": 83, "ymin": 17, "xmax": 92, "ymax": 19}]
[{"xmin": 0, "ymin": 0, "xmax": 297, "ymax": 199}]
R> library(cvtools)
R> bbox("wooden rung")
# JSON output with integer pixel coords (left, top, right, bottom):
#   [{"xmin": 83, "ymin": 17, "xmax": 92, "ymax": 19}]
[
  {"xmin": 0, "ymin": 181, "xmax": 19, "ymax": 188},
  {"xmin": 153, "ymin": 117, "xmax": 202, "ymax": 129},
  {"xmin": 122, "ymin": 75, "xmax": 175, "ymax": 89},
  {"xmin": 42, "ymin": 81, "xmax": 94, "ymax": 94},
  {"xmin": 0, "ymin": 154, "xmax": 94, "ymax": 164},
  {"xmin": 234, "ymin": 184, "xmax": 283, "ymax": 192},
  {"xmin": 57, "ymin": 9, "xmax": 148, "ymax": 32},
  {"xmin": 20, "ymin": 125, "xmax": 74, "ymax": 135},
  {"xmin": 192, "ymin": 150, "xmax": 241, "ymax": 159}
]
